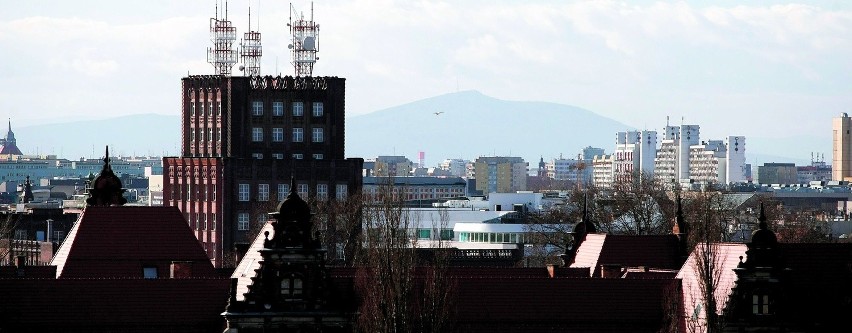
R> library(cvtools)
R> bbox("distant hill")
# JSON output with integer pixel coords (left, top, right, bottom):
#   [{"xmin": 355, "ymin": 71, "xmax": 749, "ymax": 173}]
[
  {"xmin": 346, "ymin": 90, "xmax": 632, "ymax": 165},
  {"xmin": 16, "ymin": 114, "xmax": 181, "ymax": 159},
  {"xmin": 9, "ymin": 92, "xmax": 827, "ymax": 168}
]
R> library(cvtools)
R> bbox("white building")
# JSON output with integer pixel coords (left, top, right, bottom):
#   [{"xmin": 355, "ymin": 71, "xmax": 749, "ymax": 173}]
[
  {"xmin": 612, "ymin": 130, "xmax": 657, "ymax": 184},
  {"xmin": 545, "ymin": 158, "xmax": 581, "ymax": 181},
  {"xmin": 726, "ymin": 136, "xmax": 747, "ymax": 183},
  {"xmin": 592, "ymin": 154, "xmax": 614, "ymax": 188},
  {"xmin": 689, "ymin": 140, "xmax": 727, "ymax": 185},
  {"xmin": 439, "ymin": 159, "xmax": 469, "ymax": 178}
]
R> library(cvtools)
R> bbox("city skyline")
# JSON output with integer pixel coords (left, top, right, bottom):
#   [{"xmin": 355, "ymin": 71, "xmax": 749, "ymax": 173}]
[{"xmin": 1, "ymin": 0, "xmax": 850, "ymax": 146}]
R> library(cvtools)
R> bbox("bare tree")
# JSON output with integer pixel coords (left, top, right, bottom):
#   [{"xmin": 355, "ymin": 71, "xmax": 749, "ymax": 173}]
[
  {"xmin": 599, "ymin": 172, "xmax": 674, "ymax": 235},
  {"xmin": 0, "ymin": 214, "xmax": 20, "ymax": 266},
  {"xmin": 354, "ymin": 180, "xmax": 454, "ymax": 333}
]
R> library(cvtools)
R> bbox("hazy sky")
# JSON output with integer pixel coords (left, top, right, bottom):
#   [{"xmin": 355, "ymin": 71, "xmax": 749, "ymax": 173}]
[{"xmin": 1, "ymin": 0, "xmax": 851, "ymax": 142}]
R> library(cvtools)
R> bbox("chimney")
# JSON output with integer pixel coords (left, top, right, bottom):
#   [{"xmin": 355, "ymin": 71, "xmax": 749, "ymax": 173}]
[
  {"xmin": 170, "ymin": 261, "xmax": 193, "ymax": 278},
  {"xmin": 600, "ymin": 264, "xmax": 623, "ymax": 278}
]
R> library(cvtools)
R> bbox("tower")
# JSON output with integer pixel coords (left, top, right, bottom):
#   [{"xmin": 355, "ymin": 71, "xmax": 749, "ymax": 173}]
[
  {"xmin": 164, "ymin": 3, "xmax": 363, "ymax": 268},
  {"xmin": 208, "ymin": 1, "xmax": 238, "ymax": 76},
  {"xmin": 0, "ymin": 119, "xmax": 24, "ymax": 155},
  {"xmin": 239, "ymin": 2, "xmax": 262, "ymax": 76},
  {"xmin": 288, "ymin": 3, "xmax": 320, "ymax": 77},
  {"xmin": 833, "ymin": 113, "xmax": 852, "ymax": 181}
]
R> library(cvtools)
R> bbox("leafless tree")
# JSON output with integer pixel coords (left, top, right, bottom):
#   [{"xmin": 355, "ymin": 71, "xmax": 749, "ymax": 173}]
[
  {"xmin": 354, "ymin": 180, "xmax": 454, "ymax": 333},
  {"xmin": 0, "ymin": 214, "xmax": 20, "ymax": 266},
  {"xmin": 599, "ymin": 172, "xmax": 674, "ymax": 235}
]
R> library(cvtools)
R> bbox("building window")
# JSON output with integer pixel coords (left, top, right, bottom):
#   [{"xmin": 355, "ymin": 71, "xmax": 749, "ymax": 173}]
[
  {"xmin": 252, "ymin": 100, "xmax": 263, "ymax": 116},
  {"xmin": 207, "ymin": 102, "xmax": 213, "ymax": 116},
  {"xmin": 312, "ymin": 128, "xmax": 324, "ymax": 143},
  {"xmin": 292, "ymin": 102, "xmax": 304, "ymax": 116},
  {"xmin": 202, "ymin": 214, "xmax": 208, "ymax": 230},
  {"xmin": 216, "ymin": 128, "xmax": 222, "ymax": 142},
  {"xmin": 440, "ymin": 229, "xmax": 454, "ymax": 240},
  {"xmin": 252, "ymin": 128, "xmax": 263, "ymax": 142},
  {"xmin": 317, "ymin": 184, "xmax": 328, "ymax": 200},
  {"xmin": 190, "ymin": 128, "xmax": 196, "ymax": 141},
  {"xmin": 53, "ymin": 230, "xmax": 66, "ymax": 242},
  {"xmin": 312, "ymin": 102, "xmax": 323, "ymax": 117},
  {"xmin": 336, "ymin": 184, "xmax": 348, "ymax": 200},
  {"xmin": 298, "ymin": 183, "xmax": 309, "ymax": 197},
  {"xmin": 143, "ymin": 266, "xmax": 158, "ymax": 279},
  {"xmin": 292, "ymin": 153, "xmax": 303, "ymax": 160},
  {"xmin": 272, "ymin": 153, "xmax": 284, "ymax": 159},
  {"xmin": 280, "ymin": 274, "xmax": 303, "ymax": 299},
  {"xmin": 273, "ymin": 101, "xmax": 284, "ymax": 116},
  {"xmin": 278, "ymin": 184, "xmax": 289, "ymax": 200},
  {"xmin": 238, "ymin": 183, "xmax": 250, "ymax": 201},
  {"xmin": 293, "ymin": 128, "xmax": 304, "ymax": 142},
  {"xmin": 417, "ymin": 229, "xmax": 431, "ymax": 239},
  {"xmin": 14, "ymin": 229, "xmax": 27, "ymax": 240},
  {"xmin": 272, "ymin": 128, "xmax": 284, "ymax": 142},
  {"xmin": 252, "ymin": 153, "xmax": 263, "ymax": 159},
  {"xmin": 207, "ymin": 128, "xmax": 213, "ymax": 141},
  {"xmin": 258, "ymin": 184, "xmax": 270, "ymax": 201},
  {"xmin": 752, "ymin": 294, "xmax": 771, "ymax": 315},
  {"xmin": 212, "ymin": 214, "xmax": 216, "ymax": 230},
  {"xmin": 313, "ymin": 153, "xmax": 323, "ymax": 160},
  {"xmin": 217, "ymin": 101, "xmax": 221, "ymax": 115},
  {"xmin": 237, "ymin": 212, "xmax": 250, "ymax": 230},
  {"xmin": 190, "ymin": 102, "xmax": 195, "ymax": 116}
]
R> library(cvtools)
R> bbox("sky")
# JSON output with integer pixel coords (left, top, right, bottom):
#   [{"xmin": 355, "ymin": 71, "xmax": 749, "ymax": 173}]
[{"xmin": 1, "ymin": 0, "xmax": 851, "ymax": 145}]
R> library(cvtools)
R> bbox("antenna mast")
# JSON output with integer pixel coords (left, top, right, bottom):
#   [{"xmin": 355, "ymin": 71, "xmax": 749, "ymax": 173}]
[
  {"xmin": 240, "ymin": 1, "xmax": 262, "ymax": 76},
  {"xmin": 207, "ymin": 0, "xmax": 237, "ymax": 76},
  {"xmin": 287, "ymin": 2, "xmax": 320, "ymax": 77}
]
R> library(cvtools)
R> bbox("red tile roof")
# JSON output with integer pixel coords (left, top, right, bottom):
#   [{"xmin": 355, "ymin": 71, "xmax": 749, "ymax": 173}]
[
  {"xmin": 0, "ymin": 278, "xmax": 230, "ymax": 332},
  {"xmin": 51, "ymin": 206, "xmax": 216, "ymax": 278},
  {"xmin": 571, "ymin": 233, "xmax": 683, "ymax": 277},
  {"xmin": 452, "ymin": 277, "xmax": 679, "ymax": 332}
]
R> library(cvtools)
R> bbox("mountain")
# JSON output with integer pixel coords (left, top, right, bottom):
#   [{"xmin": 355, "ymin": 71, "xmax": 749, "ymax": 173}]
[
  {"xmin": 346, "ymin": 90, "xmax": 632, "ymax": 165},
  {"xmin": 16, "ymin": 114, "xmax": 181, "ymax": 159}
]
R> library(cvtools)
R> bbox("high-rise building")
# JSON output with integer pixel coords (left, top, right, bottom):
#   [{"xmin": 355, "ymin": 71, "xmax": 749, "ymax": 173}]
[
  {"xmin": 833, "ymin": 113, "xmax": 852, "ymax": 181},
  {"xmin": 163, "ymin": 5, "xmax": 362, "ymax": 267},
  {"xmin": 474, "ymin": 156, "xmax": 527, "ymax": 193}
]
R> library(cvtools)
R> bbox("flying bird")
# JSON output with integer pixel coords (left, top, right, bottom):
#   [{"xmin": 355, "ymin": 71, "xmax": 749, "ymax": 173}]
[{"xmin": 433, "ymin": 111, "xmax": 444, "ymax": 116}]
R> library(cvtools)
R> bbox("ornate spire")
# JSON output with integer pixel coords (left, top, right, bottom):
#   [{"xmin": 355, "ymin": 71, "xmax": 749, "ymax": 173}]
[
  {"xmin": 85, "ymin": 145, "xmax": 127, "ymax": 206},
  {"xmin": 21, "ymin": 176, "xmax": 34, "ymax": 203}
]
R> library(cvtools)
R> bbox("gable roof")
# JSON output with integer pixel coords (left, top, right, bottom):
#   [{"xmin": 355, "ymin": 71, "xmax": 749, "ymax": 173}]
[
  {"xmin": 51, "ymin": 206, "xmax": 215, "ymax": 278},
  {"xmin": 570, "ymin": 233, "xmax": 683, "ymax": 277},
  {"xmin": 676, "ymin": 242, "xmax": 747, "ymax": 331}
]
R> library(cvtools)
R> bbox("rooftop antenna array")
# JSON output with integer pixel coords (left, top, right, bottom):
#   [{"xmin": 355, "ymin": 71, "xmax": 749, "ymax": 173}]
[
  {"xmin": 208, "ymin": 0, "xmax": 238, "ymax": 76},
  {"xmin": 287, "ymin": 2, "xmax": 319, "ymax": 77},
  {"xmin": 239, "ymin": 0, "xmax": 262, "ymax": 76}
]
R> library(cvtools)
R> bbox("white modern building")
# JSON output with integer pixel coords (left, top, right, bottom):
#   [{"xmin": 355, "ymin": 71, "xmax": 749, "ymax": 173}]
[{"xmin": 439, "ymin": 158, "xmax": 469, "ymax": 178}]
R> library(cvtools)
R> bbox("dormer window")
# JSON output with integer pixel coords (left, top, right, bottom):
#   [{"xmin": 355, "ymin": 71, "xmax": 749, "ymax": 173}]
[
  {"xmin": 752, "ymin": 293, "xmax": 771, "ymax": 315},
  {"xmin": 280, "ymin": 274, "xmax": 303, "ymax": 300}
]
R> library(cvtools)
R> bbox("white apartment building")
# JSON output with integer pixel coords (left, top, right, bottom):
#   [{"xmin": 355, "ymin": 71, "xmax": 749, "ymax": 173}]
[
  {"xmin": 592, "ymin": 154, "xmax": 614, "ymax": 188},
  {"xmin": 687, "ymin": 137, "xmax": 747, "ymax": 186},
  {"xmin": 612, "ymin": 130, "xmax": 657, "ymax": 184}
]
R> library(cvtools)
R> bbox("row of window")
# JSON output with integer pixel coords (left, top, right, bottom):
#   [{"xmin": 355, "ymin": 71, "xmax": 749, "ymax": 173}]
[
  {"xmin": 251, "ymin": 127, "xmax": 323, "ymax": 143},
  {"xmin": 458, "ymin": 232, "xmax": 526, "ymax": 244},
  {"xmin": 238, "ymin": 183, "xmax": 348, "ymax": 203},
  {"xmin": 251, "ymin": 153, "xmax": 323, "ymax": 160},
  {"xmin": 252, "ymin": 101, "xmax": 323, "ymax": 117},
  {"xmin": 414, "ymin": 228, "xmax": 454, "ymax": 240},
  {"xmin": 187, "ymin": 212, "xmax": 217, "ymax": 230},
  {"xmin": 174, "ymin": 184, "xmax": 217, "ymax": 202},
  {"xmin": 190, "ymin": 101, "xmax": 222, "ymax": 117}
]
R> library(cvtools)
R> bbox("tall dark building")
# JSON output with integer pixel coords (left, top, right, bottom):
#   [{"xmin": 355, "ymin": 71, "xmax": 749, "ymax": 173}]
[{"xmin": 164, "ymin": 75, "xmax": 362, "ymax": 267}]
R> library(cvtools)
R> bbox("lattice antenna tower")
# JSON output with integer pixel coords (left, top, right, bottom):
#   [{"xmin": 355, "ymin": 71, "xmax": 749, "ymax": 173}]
[
  {"xmin": 239, "ymin": 1, "xmax": 262, "ymax": 76},
  {"xmin": 287, "ymin": 2, "xmax": 319, "ymax": 77},
  {"xmin": 207, "ymin": 0, "xmax": 238, "ymax": 76}
]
